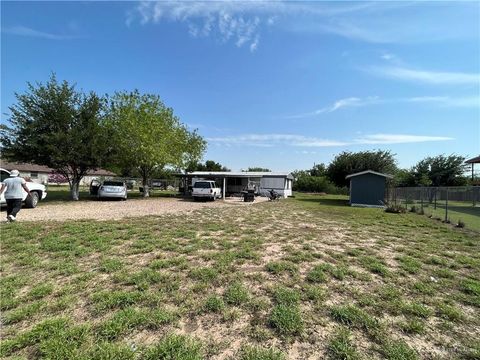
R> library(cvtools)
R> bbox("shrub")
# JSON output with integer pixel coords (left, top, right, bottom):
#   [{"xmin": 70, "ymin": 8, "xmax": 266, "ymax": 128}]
[{"xmin": 293, "ymin": 175, "xmax": 338, "ymax": 193}]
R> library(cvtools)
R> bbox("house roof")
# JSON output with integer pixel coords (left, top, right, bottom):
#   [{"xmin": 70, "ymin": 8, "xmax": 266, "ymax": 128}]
[
  {"xmin": 345, "ymin": 170, "xmax": 394, "ymax": 179},
  {"xmin": 1, "ymin": 160, "xmax": 116, "ymax": 176},
  {"xmin": 1, "ymin": 160, "xmax": 52, "ymax": 173},
  {"xmin": 465, "ymin": 155, "xmax": 480, "ymax": 164},
  {"xmin": 181, "ymin": 171, "xmax": 294, "ymax": 180}
]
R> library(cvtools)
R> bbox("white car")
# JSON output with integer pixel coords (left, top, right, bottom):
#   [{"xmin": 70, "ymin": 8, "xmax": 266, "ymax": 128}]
[
  {"xmin": 91, "ymin": 180, "xmax": 127, "ymax": 200},
  {"xmin": 0, "ymin": 168, "xmax": 47, "ymax": 208},
  {"xmin": 192, "ymin": 180, "xmax": 222, "ymax": 201}
]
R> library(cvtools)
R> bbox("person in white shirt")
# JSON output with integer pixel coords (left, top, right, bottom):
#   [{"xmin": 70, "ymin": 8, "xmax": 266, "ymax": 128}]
[{"xmin": 0, "ymin": 170, "xmax": 30, "ymax": 222}]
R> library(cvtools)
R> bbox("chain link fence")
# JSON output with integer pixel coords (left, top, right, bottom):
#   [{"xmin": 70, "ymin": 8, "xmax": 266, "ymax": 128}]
[{"xmin": 389, "ymin": 186, "xmax": 480, "ymax": 230}]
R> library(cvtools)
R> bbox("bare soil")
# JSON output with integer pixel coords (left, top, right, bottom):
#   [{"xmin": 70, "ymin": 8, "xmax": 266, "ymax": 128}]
[{"xmin": 3, "ymin": 196, "xmax": 269, "ymax": 222}]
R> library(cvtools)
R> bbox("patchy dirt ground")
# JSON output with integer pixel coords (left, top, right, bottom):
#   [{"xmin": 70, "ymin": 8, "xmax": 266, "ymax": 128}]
[
  {"xmin": 0, "ymin": 194, "xmax": 478, "ymax": 359},
  {"xmin": 1, "ymin": 196, "xmax": 269, "ymax": 222}
]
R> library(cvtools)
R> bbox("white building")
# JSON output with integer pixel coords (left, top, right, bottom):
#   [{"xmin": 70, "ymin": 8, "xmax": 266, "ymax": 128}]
[{"xmin": 181, "ymin": 171, "xmax": 294, "ymax": 198}]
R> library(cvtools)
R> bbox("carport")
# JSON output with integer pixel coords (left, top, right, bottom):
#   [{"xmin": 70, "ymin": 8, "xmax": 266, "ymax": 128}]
[{"xmin": 177, "ymin": 171, "xmax": 293, "ymax": 199}]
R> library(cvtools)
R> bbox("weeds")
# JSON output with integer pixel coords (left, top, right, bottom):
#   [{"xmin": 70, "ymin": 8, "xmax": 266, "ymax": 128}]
[
  {"xmin": 269, "ymin": 304, "xmax": 303, "ymax": 335},
  {"xmin": 327, "ymin": 327, "xmax": 360, "ymax": 360}
]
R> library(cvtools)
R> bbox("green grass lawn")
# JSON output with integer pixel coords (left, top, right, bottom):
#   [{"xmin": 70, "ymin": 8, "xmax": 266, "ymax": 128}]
[
  {"xmin": 396, "ymin": 198, "xmax": 480, "ymax": 232},
  {"xmin": 1, "ymin": 194, "xmax": 479, "ymax": 359}
]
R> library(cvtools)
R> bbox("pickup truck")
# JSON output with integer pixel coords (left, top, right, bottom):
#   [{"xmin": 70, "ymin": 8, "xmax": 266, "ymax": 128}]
[
  {"xmin": 0, "ymin": 168, "xmax": 47, "ymax": 208},
  {"xmin": 192, "ymin": 180, "xmax": 222, "ymax": 201}
]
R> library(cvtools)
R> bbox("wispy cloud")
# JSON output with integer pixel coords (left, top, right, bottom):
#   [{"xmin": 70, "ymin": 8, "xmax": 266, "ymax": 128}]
[
  {"xmin": 354, "ymin": 134, "xmax": 454, "ymax": 145},
  {"xmin": 126, "ymin": 1, "xmax": 477, "ymax": 50},
  {"xmin": 294, "ymin": 2, "xmax": 479, "ymax": 44},
  {"xmin": 126, "ymin": 1, "xmax": 273, "ymax": 51},
  {"xmin": 288, "ymin": 94, "xmax": 480, "ymax": 119},
  {"xmin": 2, "ymin": 25, "xmax": 79, "ymax": 40},
  {"xmin": 288, "ymin": 96, "xmax": 380, "ymax": 118},
  {"xmin": 207, "ymin": 133, "xmax": 453, "ymax": 148},
  {"xmin": 368, "ymin": 66, "xmax": 480, "ymax": 85},
  {"xmin": 207, "ymin": 134, "xmax": 347, "ymax": 147}
]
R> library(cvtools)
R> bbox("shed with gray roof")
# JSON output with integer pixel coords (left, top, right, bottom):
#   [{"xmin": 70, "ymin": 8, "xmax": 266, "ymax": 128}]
[{"xmin": 346, "ymin": 170, "xmax": 393, "ymax": 207}]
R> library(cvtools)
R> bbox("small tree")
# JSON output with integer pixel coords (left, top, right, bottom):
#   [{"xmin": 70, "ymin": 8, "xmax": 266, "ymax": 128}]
[
  {"xmin": 48, "ymin": 172, "xmax": 68, "ymax": 185},
  {"xmin": 1, "ymin": 74, "xmax": 111, "ymax": 200},
  {"xmin": 105, "ymin": 91, "xmax": 206, "ymax": 197}
]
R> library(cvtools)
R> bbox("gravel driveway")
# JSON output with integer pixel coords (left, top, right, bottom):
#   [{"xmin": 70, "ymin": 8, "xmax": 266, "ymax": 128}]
[{"xmin": 3, "ymin": 197, "xmax": 268, "ymax": 222}]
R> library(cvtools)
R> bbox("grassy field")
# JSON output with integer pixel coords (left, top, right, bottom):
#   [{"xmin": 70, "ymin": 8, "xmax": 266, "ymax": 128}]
[
  {"xmin": 1, "ymin": 194, "xmax": 479, "ymax": 359},
  {"xmin": 421, "ymin": 202, "xmax": 479, "ymax": 233}
]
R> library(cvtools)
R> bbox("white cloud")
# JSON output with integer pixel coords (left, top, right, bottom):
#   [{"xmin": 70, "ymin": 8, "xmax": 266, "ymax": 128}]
[
  {"xmin": 249, "ymin": 35, "xmax": 259, "ymax": 52},
  {"xmin": 354, "ymin": 134, "xmax": 454, "ymax": 145},
  {"xmin": 126, "ymin": 1, "xmax": 269, "ymax": 51},
  {"xmin": 207, "ymin": 134, "xmax": 347, "ymax": 147},
  {"xmin": 287, "ymin": 96, "xmax": 380, "ymax": 118},
  {"xmin": 2, "ymin": 25, "xmax": 78, "ymax": 40},
  {"xmin": 207, "ymin": 132, "xmax": 453, "ymax": 147},
  {"xmin": 381, "ymin": 53, "xmax": 394, "ymax": 61},
  {"xmin": 368, "ymin": 66, "xmax": 480, "ymax": 85},
  {"xmin": 126, "ymin": 1, "xmax": 476, "ymax": 50},
  {"xmin": 287, "ymin": 94, "xmax": 479, "ymax": 118}
]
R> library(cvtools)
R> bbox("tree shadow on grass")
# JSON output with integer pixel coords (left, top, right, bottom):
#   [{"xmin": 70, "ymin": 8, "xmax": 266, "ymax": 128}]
[
  {"xmin": 433, "ymin": 204, "xmax": 480, "ymax": 217},
  {"xmin": 296, "ymin": 197, "xmax": 349, "ymax": 207}
]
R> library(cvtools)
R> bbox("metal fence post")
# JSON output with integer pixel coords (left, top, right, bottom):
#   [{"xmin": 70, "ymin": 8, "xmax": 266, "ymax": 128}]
[
  {"xmin": 434, "ymin": 189, "xmax": 437, "ymax": 210},
  {"xmin": 445, "ymin": 188, "xmax": 448, "ymax": 222},
  {"xmin": 421, "ymin": 187, "xmax": 424, "ymax": 212}
]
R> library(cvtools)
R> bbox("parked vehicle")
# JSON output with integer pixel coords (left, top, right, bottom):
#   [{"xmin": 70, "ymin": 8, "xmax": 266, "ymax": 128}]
[
  {"xmin": 192, "ymin": 180, "xmax": 222, "ymax": 201},
  {"xmin": 0, "ymin": 168, "xmax": 47, "ymax": 208},
  {"xmin": 90, "ymin": 180, "xmax": 127, "ymax": 200}
]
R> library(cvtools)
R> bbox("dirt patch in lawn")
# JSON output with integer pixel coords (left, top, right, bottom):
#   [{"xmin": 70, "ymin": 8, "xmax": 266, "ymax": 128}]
[{"xmin": 3, "ymin": 196, "xmax": 269, "ymax": 222}]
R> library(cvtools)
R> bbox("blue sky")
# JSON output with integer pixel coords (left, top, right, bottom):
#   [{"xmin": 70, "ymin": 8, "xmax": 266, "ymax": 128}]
[{"xmin": 1, "ymin": 1, "xmax": 479, "ymax": 171}]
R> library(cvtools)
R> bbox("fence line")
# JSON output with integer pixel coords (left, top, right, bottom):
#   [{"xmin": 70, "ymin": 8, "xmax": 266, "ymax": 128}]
[{"xmin": 390, "ymin": 186, "xmax": 480, "ymax": 223}]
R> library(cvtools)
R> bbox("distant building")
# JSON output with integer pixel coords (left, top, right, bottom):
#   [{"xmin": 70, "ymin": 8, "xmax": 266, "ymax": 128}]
[
  {"xmin": 179, "ymin": 171, "xmax": 294, "ymax": 198},
  {"xmin": 346, "ymin": 170, "xmax": 393, "ymax": 207},
  {"xmin": 0, "ymin": 159, "xmax": 116, "ymax": 185},
  {"xmin": 465, "ymin": 155, "xmax": 480, "ymax": 184}
]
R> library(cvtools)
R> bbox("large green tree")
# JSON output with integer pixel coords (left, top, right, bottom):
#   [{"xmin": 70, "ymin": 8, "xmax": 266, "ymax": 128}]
[
  {"xmin": 396, "ymin": 154, "xmax": 468, "ymax": 187},
  {"xmin": 327, "ymin": 150, "xmax": 397, "ymax": 187},
  {"xmin": 310, "ymin": 163, "xmax": 327, "ymax": 177},
  {"xmin": 1, "ymin": 75, "xmax": 110, "ymax": 200},
  {"xmin": 186, "ymin": 160, "xmax": 229, "ymax": 172},
  {"xmin": 105, "ymin": 91, "xmax": 206, "ymax": 197}
]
